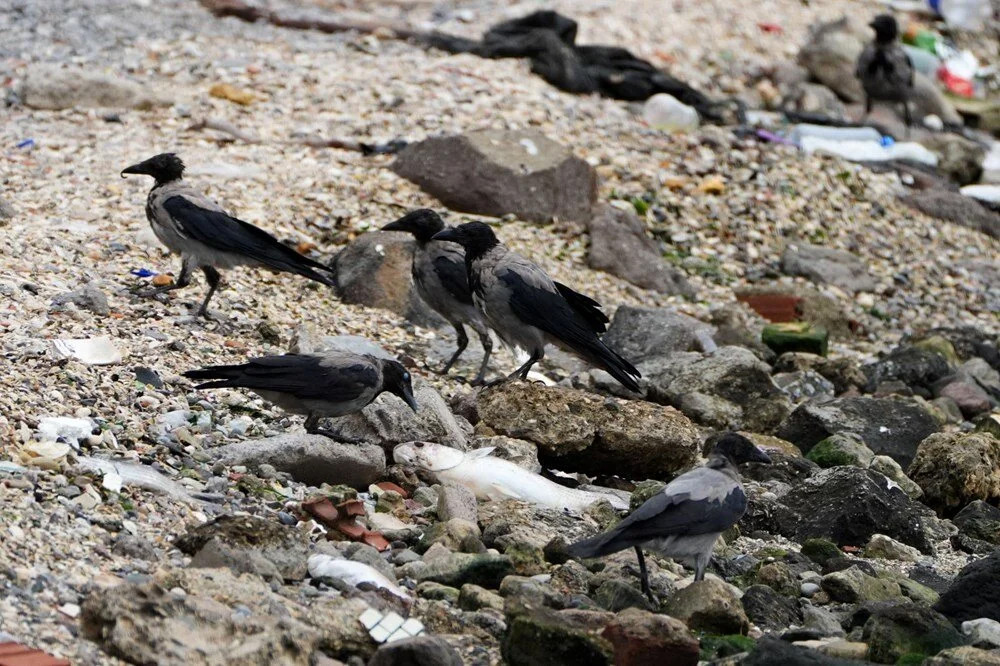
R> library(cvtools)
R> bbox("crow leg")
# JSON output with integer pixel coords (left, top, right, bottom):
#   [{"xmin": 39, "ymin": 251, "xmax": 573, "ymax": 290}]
[
  {"xmin": 438, "ymin": 324, "xmax": 468, "ymax": 375},
  {"xmin": 864, "ymin": 95, "xmax": 872, "ymax": 119},
  {"xmin": 139, "ymin": 258, "xmax": 191, "ymax": 297},
  {"xmin": 196, "ymin": 266, "xmax": 221, "ymax": 319},
  {"xmin": 512, "ymin": 349, "xmax": 543, "ymax": 380},
  {"xmin": 471, "ymin": 331, "xmax": 493, "ymax": 386},
  {"xmin": 635, "ymin": 547, "xmax": 656, "ymax": 605},
  {"xmin": 694, "ymin": 552, "xmax": 711, "ymax": 581},
  {"xmin": 902, "ymin": 101, "xmax": 912, "ymax": 138}
]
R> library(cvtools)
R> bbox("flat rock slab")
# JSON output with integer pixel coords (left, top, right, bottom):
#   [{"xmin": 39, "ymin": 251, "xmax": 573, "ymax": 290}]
[
  {"xmin": 901, "ymin": 189, "xmax": 1000, "ymax": 240},
  {"xmin": 477, "ymin": 382, "xmax": 701, "ymax": 479},
  {"xmin": 212, "ymin": 434, "xmax": 385, "ymax": 489},
  {"xmin": 19, "ymin": 63, "xmax": 170, "ymax": 110},
  {"xmin": 391, "ymin": 129, "xmax": 597, "ymax": 223},
  {"xmin": 781, "ymin": 242, "xmax": 876, "ymax": 293}
]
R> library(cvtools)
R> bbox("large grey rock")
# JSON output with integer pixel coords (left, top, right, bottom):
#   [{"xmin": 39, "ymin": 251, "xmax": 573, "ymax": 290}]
[
  {"xmin": 781, "ymin": 243, "xmax": 876, "ymax": 293},
  {"xmin": 602, "ymin": 305, "xmax": 715, "ymax": 363},
  {"xmin": 331, "ymin": 232, "xmax": 442, "ymax": 326},
  {"xmin": 741, "ymin": 584, "xmax": 803, "ymax": 630},
  {"xmin": 664, "ymin": 578, "xmax": 749, "ymax": 634},
  {"xmin": 368, "ymin": 636, "xmax": 463, "ymax": 666},
  {"xmin": 51, "ymin": 282, "xmax": 110, "ymax": 316},
  {"xmin": 20, "ymin": 63, "xmax": 170, "ymax": 110},
  {"xmin": 907, "ymin": 432, "xmax": 1000, "ymax": 514},
  {"xmin": 771, "ymin": 466, "xmax": 944, "ymax": 553},
  {"xmin": 476, "ymin": 383, "xmax": 701, "ymax": 479},
  {"xmin": 641, "ymin": 346, "xmax": 793, "ymax": 432},
  {"xmin": 502, "ymin": 606, "xmax": 613, "ymax": 666},
  {"xmin": 391, "ymin": 129, "xmax": 597, "ymax": 223},
  {"xmin": 81, "ymin": 567, "xmax": 373, "ymax": 665},
  {"xmin": 586, "ymin": 204, "xmax": 693, "ymax": 296},
  {"xmin": 864, "ymin": 604, "xmax": 964, "ymax": 664},
  {"xmin": 901, "ymin": 189, "xmax": 1000, "ymax": 240},
  {"xmin": 328, "ymin": 382, "xmax": 471, "ymax": 451},
  {"xmin": 776, "ymin": 395, "xmax": 939, "ymax": 468},
  {"xmin": 175, "ymin": 515, "xmax": 310, "ymax": 582},
  {"xmin": 212, "ymin": 434, "xmax": 385, "ymax": 489},
  {"xmin": 863, "ymin": 345, "xmax": 952, "ymax": 397},
  {"xmin": 821, "ymin": 566, "xmax": 902, "ymax": 603},
  {"xmin": 921, "ymin": 134, "xmax": 986, "ymax": 186},
  {"xmin": 600, "ymin": 608, "xmax": 700, "ymax": 666},
  {"xmin": 936, "ymin": 550, "xmax": 1000, "ymax": 624},
  {"xmin": 953, "ymin": 500, "xmax": 1000, "ymax": 545}
]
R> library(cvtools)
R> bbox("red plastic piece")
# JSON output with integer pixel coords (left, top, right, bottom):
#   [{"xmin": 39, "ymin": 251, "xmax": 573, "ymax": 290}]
[{"xmin": 0, "ymin": 643, "xmax": 71, "ymax": 666}]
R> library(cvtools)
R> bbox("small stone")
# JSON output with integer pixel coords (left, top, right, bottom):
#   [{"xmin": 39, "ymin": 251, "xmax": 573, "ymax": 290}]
[
  {"xmin": 697, "ymin": 176, "xmax": 726, "ymax": 194},
  {"xmin": 457, "ymin": 584, "xmax": 504, "ymax": 612},
  {"xmin": 821, "ymin": 566, "xmax": 902, "ymax": 603},
  {"xmin": 801, "ymin": 582, "xmax": 821, "ymax": 597},
  {"xmin": 865, "ymin": 534, "xmax": 921, "ymax": 562},
  {"xmin": 664, "ymin": 578, "xmax": 749, "ymax": 635}
]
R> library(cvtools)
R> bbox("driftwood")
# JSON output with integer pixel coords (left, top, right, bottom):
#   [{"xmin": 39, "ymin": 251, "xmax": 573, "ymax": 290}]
[{"xmin": 198, "ymin": 0, "xmax": 427, "ymax": 39}]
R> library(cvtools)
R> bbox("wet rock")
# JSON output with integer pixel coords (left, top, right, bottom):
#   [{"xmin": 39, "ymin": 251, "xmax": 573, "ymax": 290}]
[
  {"xmin": 776, "ymin": 395, "xmax": 939, "ymax": 468},
  {"xmin": 331, "ymin": 232, "xmax": 441, "ymax": 326},
  {"xmin": 863, "ymin": 604, "xmax": 963, "ymax": 664},
  {"xmin": 774, "ymin": 352, "xmax": 868, "ymax": 395},
  {"xmin": 953, "ymin": 501, "xmax": 1000, "ymax": 545},
  {"xmin": 805, "ymin": 434, "xmax": 874, "ymax": 468},
  {"xmin": 926, "ymin": 646, "xmax": 1000, "ymax": 666},
  {"xmin": 963, "ymin": 618, "xmax": 1000, "ymax": 649},
  {"xmin": 866, "ymin": 534, "xmax": 921, "ymax": 562},
  {"xmin": 392, "ymin": 129, "xmax": 597, "ymax": 223},
  {"xmin": 741, "ymin": 584, "xmax": 803, "ymax": 630},
  {"xmin": 640, "ymin": 346, "xmax": 792, "ymax": 432},
  {"xmin": 502, "ymin": 606, "xmax": 613, "ymax": 666},
  {"xmin": 476, "ymin": 383, "xmax": 701, "ymax": 479},
  {"xmin": 602, "ymin": 306, "xmax": 714, "ymax": 363},
  {"xmin": 869, "ymin": 455, "xmax": 923, "ymax": 499},
  {"xmin": 457, "ymin": 584, "xmax": 504, "ymax": 612},
  {"xmin": 601, "ymin": 608, "xmax": 699, "ymax": 666},
  {"xmin": 935, "ymin": 549, "xmax": 1000, "ymax": 624},
  {"xmin": 742, "ymin": 636, "xmax": 852, "ymax": 665},
  {"xmin": 51, "ymin": 282, "xmax": 110, "ymax": 316},
  {"xmin": 212, "ymin": 434, "xmax": 385, "ymax": 489},
  {"xmin": 176, "ymin": 515, "xmax": 310, "ymax": 582},
  {"xmin": 330, "ymin": 382, "xmax": 471, "ymax": 451},
  {"xmin": 781, "ymin": 242, "xmax": 876, "ymax": 293},
  {"xmin": 864, "ymin": 346, "xmax": 952, "ymax": 397},
  {"xmin": 907, "ymin": 432, "xmax": 1000, "ymax": 514},
  {"xmin": 821, "ymin": 566, "xmax": 902, "ymax": 603},
  {"xmin": 664, "ymin": 579, "xmax": 749, "ymax": 635},
  {"xmin": 772, "ymin": 466, "xmax": 942, "ymax": 553},
  {"xmin": 586, "ymin": 204, "xmax": 693, "ymax": 296},
  {"xmin": 901, "ymin": 189, "xmax": 1000, "ymax": 240},
  {"xmin": 922, "ymin": 134, "xmax": 986, "ymax": 186},
  {"xmin": 593, "ymin": 579, "xmax": 653, "ymax": 613},
  {"xmin": 802, "ymin": 602, "xmax": 846, "ymax": 637},
  {"xmin": 81, "ymin": 567, "xmax": 373, "ymax": 665},
  {"xmin": 368, "ymin": 635, "xmax": 463, "ymax": 666},
  {"xmin": 935, "ymin": 380, "xmax": 992, "ymax": 418},
  {"xmin": 19, "ymin": 63, "xmax": 170, "ymax": 110}
]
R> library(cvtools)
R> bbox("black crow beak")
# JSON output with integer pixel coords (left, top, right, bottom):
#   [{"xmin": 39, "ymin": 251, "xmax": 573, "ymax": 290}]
[
  {"xmin": 401, "ymin": 385, "xmax": 418, "ymax": 412},
  {"xmin": 432, "ymin": 228, "xmax": 460, "ymax": 243},
  {"xmin": 752, "ymin": 447, "xmax": 772, "ymax": 464},
  {"xmin": 121, "ymin": 162, "xmax": 147, "ymax": 178},
  {"xmin": 381, "ymin": 218, "xmax": 408, "ymax": 232}
]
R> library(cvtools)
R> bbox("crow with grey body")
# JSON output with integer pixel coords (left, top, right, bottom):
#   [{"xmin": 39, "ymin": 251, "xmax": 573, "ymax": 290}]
[
  {"xmin": 184, "ymin": 351, "xmax": 417, "ymax": 440},
  {"xmin": 432, "ymin": 222, "xmax": 640, "ymax": 391},
  {"xmin": 567, "ymin": 432, "xmax": 771, "ymax": 602},
  {"xmin": 381, "ymin": 209, "xmax": 493, "ymax": 384},
  {"xmin": 856, "ymin": 14, "xmax": 914, "ymax": 128},
  {"xmin": 121, "ymin": 153, "xmax": 335, "ymax": 318}
]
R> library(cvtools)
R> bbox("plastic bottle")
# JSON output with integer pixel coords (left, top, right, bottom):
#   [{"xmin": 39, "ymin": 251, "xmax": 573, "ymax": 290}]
[
  {"xmin": 642, "ymin": 93, "xmax": 700, "ymax": 132},
  {"xmin": 789, "ymin": 124, "xmax": 882, "ymax": 145},
  {"xmin": 929, "ymin": 0, "xmax": 991, "ymax": 30}
]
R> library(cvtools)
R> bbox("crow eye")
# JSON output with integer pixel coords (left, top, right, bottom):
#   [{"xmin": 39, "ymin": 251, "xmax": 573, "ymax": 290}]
[{"xmin": 403, "ymin": 373, "xmax": 410, "ymax": 381}]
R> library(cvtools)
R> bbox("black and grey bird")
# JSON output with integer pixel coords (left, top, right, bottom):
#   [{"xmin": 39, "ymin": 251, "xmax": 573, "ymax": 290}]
[
  {"xmin": 566, "ymin": 432, "xmax": 771, "ymax": 602},
  {"xmin": 184, "ymin": 351, "xmax": 417, "ymax": 439},
  {"xmin": 121, "ymin": 153, "xmax": 335, "ymax": 318},
  {"xmin": 431, "ymin": 222, "xmax": 640, "ymax": 392},
  {"xmin": 856, "ymin": 14, "xmax": 914, "ymax": 127},
  {"xmin": 381, "ymin": 209, "xmax": 493, "ymax": 384}
]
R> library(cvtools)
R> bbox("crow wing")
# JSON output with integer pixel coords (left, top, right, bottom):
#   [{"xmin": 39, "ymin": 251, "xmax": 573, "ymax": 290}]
[
  {"xmin": 184, "ymin": 354, "xmax": 377, "ymax": 402},
  {"xmin": 162, "ymin": 196, "xmax": 334, "ymax": 284},
  {"xmin": 431, "ymin": 245, "xmax": 474, "ymax": 305}
]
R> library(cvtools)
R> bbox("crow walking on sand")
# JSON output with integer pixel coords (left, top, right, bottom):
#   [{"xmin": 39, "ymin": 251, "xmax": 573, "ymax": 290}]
[
  {"xmin": 185, "ymin": 351, "xmax": 417, "ymax": 440},
  {"xmin": 567, "ymin": 432, "xmax": 771, "ymax": 603},
  {"xmin": 856, "ymin": 14, "xmax": 914, "ymax": 129},
  {"xmin": 381, "ymin": 209, "xmax": 493, "ymax": 384},
  {"xmin": 121, "ymin": 153, "xmax": 335, "ymax": 318},
  {"xmin": 432, "ymin": 222, "xmax": 640, "ymax": 391}
]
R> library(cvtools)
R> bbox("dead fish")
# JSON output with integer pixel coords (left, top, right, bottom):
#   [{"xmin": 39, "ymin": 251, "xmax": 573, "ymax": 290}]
[
  {"xmin": 393, "ymin": 441, "xmax": 629, "ymax": 512},
  {"xmin": 307, "ymin": 554, "xmax": 410, "ymax": 600},
  {"xmin": 76, "ymin": 456, "xmax": 197, "ymax": 503}
]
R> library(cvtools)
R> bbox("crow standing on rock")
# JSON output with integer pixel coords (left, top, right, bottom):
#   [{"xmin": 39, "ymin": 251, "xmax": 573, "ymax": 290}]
[
  {"xmin": 856, "ymin": 14, "xmax": 914, "ymax": 128},
  {"xmin": 121, "ymin": 153, "xmax": 335, "ymax": 318},
  {"xmin": 381, "ymin": 209, "xmax": 493, "ymax": 384},
  {"xmin": 567, "ymin": 432, "xmax": 771, "ymax": 603},
  {"xmin": 184, "ymin": 351, "xmax": 417, "ymax": 440},
  {"xmin": 432, "ymin": 221, "xmax": 641, "ymax": 391}
]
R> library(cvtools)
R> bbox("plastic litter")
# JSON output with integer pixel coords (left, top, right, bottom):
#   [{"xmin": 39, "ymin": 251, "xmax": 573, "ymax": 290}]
[
  {"xmin": 642, "ymin": 93, "xmax": 700, "ymax": 132},
  {"xmin": 15, "ymin": 138, "xmax": 35, "ymax": 149},
  {"xmin": 130, "ymin": 268, "xmax": 157, "ymax": 278},
  {"xmin": 929, "ymin": 0, "xmax": 992, "ymax": 30},
  {"xmin": 902, "ymin": 44, "xmax": 941, "ymax": 76},
  {"xmin": 789, "ymin": 124, "xmax": 882, "ymax": 144},
  {"xmin": 358, "ymin": 609, "xmax": 425, "ymax": 643},
  {"xmin": 799, "ymin": 136, "xmax": 938, "ymax": 166},
  {"xmin": 959, "ymin": 184, "xmax": 1000, "ymax": 204},
  {"xmin": 52, "ymin": 337, "xmax": 123, "ymax": 365},
  {"xmin": 308, "ymin": 554, "xmax": 410, "ymax": 600},
  {"xmin": 37, "ymin": 417, "xmax": 94, "ymax": 448}
]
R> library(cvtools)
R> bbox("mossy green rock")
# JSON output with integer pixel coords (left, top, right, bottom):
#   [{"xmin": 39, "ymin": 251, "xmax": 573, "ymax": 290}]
[
  {"xmin": 630, "ymin": 480, "xmax": 667, "ymax": 512},
  {"xmin": 806, "ymin": 434, "xmax": 875, "ymax": 468},
  {"xmin": 862, "ymin": 604, "xmax": 963, "ymax": 664},
  {"xmin": 502, "ymin": 607, "xmax": 613, "ymax": 666},
  {"xmin": 821, "ymin": 566, "xmax": 903, "ymax": 603},
  {"xmin": 801, "ymin": 538, "xmax": 841, "ymax": 566}
]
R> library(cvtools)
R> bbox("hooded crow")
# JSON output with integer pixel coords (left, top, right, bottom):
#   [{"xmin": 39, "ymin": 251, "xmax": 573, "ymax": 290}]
[
  {"xmin": 121, "ymin": 153, "xmax": 335, "ymax": 318},
  {"xmin": 856, "ymin": 15, "xmax": 914, "ymax": 127},
  {"xmin": 381, "ymin": 209, "xmax": 493, "ymax": 384},
  {"xmin": 567, "ymin": 432, "xmax": 771, "ymax": 602},
  {"xmin": 184, "ymin": 351, "xmax": 417, "ymax": 439},
  {"xmin": 431, "ymin": 222, "xmax": 640, "ymax": 392}
]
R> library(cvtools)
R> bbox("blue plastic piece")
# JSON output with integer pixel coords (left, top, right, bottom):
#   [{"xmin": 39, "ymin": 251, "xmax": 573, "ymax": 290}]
[
  {"xmin": 16, "ymin": 139, "xmax": 35, "ymax": 149},
  {"xmin": 880, "ymin": 135, "xmax": 895, "ymax": 147},
  {"xmin": 130, "ymin": 268, "xmax": 157, "ymax": 278}
]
